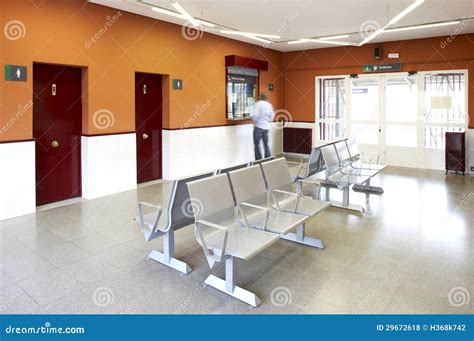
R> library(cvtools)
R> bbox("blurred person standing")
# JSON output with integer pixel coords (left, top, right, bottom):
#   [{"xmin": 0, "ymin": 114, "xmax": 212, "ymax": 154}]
[{"xmin": 252, "ymin": 93, "xmax": 274, "ymax": 160}]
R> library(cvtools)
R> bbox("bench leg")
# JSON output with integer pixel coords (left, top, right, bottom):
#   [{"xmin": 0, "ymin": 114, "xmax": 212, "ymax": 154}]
[
  {"xmin": 204, "ymin": 256, "xmax": 262, "ymax": 307},
  {"xmin": 281, "ymin": 224, "xmax": 324, "ymax": 249},
  {"xmin": 148, "ymin": 230, "xmax": 192, "ymax": 275},
  {"xmin": 329, "ymin": 187, "xmax": 365, "ymax": 213},
  {"xmin": 352, "ymin": 178, "xmax": 384, "ymax": 194}
]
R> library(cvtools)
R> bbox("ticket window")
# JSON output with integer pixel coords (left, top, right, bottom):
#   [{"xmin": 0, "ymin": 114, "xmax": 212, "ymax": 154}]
[{"xmin": 226, "ymin": 66, "xmax": 258, "ymax": 120}]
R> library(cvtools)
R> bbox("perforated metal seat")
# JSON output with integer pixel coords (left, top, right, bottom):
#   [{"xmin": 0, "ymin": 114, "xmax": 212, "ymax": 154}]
[{"xmin": 135, "ymin": 171, "xmax": 215, "ymax": 274}]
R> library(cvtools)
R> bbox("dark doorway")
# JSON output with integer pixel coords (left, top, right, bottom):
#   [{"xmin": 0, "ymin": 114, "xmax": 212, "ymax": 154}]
[
  {"xmin": 135, "ymin": 72, "xmax": 163, "ymax": 183},
  {"xmin": 33, "ymin": 63, "xmax": 82, "ymax": 206}
]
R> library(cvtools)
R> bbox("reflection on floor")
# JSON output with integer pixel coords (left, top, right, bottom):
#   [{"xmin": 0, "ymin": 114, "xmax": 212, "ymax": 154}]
[{"xmin": 0, "ymin": 167, "xmax": 472, "ymax": 314}]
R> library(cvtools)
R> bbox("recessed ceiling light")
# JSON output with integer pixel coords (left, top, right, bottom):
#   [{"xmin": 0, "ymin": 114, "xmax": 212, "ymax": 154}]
[
  {"xmin": 151, "ymin": 6, "xmax": 215, "ymax": 27},
  {"xmin": 389, "ymin": 0, "xmax": 425, "ymax": 25},
  {"xmin": 318, "ymin": 34, "xmax": 350, "ymax": 40},
  {"xmin": 359, "ymin": 0, "xmax": 425, "ymax": 46},
  {"xmin": 170, "ymin": 1, "xmax": 199, "ymax": 27},
  {"xmin": 288, "ymin": 39, "xmax": 351, "ymax": 46},
  {"xmin": 383, "ymin": 20, "xmax": 461, "ymax": 33},
  {"xmin": 220, "ymin": 30, "xmax": 280, "ymax": 39}
]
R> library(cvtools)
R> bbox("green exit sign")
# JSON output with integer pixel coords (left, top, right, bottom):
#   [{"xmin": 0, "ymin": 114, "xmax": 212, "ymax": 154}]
[{"xmin": 5, "ymin": 64, "xmax": 27, "ymax": 81}]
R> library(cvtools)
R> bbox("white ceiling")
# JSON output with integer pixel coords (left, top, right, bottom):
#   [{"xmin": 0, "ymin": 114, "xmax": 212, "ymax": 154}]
[{"xmin": 90, "ymin": 0, "xmax": 474, "ymax": 51}]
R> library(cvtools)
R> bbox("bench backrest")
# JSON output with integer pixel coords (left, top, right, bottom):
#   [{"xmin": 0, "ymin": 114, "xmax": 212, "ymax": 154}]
[
  {"xmin": 168, "ymin": 171, "xmax": 215, "ymax": 230},
  {"xmin": 186, "ymin": 173, "xmax": 235, "ymax": 222},
  {"xmin": 334, "ymin": 141, "xmax": 351, "ymax": 166},
  {"xmin": 260, "ymin": 158, "xmax": 293, "ymax": 192},
  {"xmin": 250, "ymin": 156, "xmax": 275, "ymax": 166},
  {"xmin": 216, "ymin": 162, "xmax": 249, "ymax": 175},
  {"xmin": 346, "ymin": 138, "xmax": 361, "ymax": 160},
  {"xmin": 321, "ymin": 144, "xmax": 340, "ymax": 171},
  {"xmin": 228, "ymin": 165, "xmax": 268, "ymax": 206}
]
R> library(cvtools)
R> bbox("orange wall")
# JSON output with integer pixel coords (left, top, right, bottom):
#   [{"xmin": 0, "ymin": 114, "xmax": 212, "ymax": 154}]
[
  {"xmin": 2, "ymin": 1, "xmax": 474, "ymax": 143},
  {"xmin": 0, "ymin": 0, "xmax": 283, "ymax": 141},
  {"xmin": 282, "ymin": 34, "xmax": 474, "ymax": 127}
]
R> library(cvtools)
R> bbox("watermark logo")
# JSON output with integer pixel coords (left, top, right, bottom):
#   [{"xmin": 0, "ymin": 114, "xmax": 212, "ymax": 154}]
[
  {"xmin": 270, "ymin": 287, "xmax": 292, "ymax": 307},
  {"xmin": 181, "ymin": 198, "xmax": 204, "ymax": 219},
  {"xmin": 181, "ymin": 22, "xmax": 204, "ymax": 41},
  {"xmin": 182, "ymin": 100, "xmax": 211, "ymax": 128},
  {"xmin": 274, "ymin": 109, "xmax": 293, "ymax": 129},
  {"xmin": 92, "ymin": 287, "xmax": 115, "ymax": 307},
  {"xmin": 4, "ymin": 20, "xmax": 26, "ymax": 40},
  {"xmin": 440, "ymin": 16, "xmax": 474, "ymax": 48},
  {"xmin": 0, "ymin": 100, "xmax": 33, "ymax": 135},
  {"xmin": 359, "ymin": 20, "xmax": 381, "ymax": 39},
  {"xmin": 454, "ymin": 192, "xmax": 473, "ymax": 212},
  {"xmin": 92, "ymin": 109, "xmax": 115, "ymax": 130},
  {"xmin": 84, "ymin": 11, "xmax": 122, "ymax": 48},
  {"xmin": 448, "ymin": 287, "xmax": 470, "ymax": 307}
]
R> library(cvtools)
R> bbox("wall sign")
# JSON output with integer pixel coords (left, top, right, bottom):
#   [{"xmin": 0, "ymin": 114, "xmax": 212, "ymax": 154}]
[
  {"xmin": 5, "ymin": 64, "xmax": 27, "ymax": 81},
  {"xmin": 362, "ymin": 63, "xmax": 402, "ymax": 73},
  {"xmin": 388, "ymin": 53, "xmax": 399, "ymax": 59},
  {"xmin": 268, "ymin": 83, "xmax": 274, "ymax": 91},
  {"xmin": 172, "ymin": 79, "xmax": 183, "ymax": 90}
]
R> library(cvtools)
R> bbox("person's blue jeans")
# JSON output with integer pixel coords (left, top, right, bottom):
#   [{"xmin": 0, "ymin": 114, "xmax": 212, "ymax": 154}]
[{"xmin": 253, "ymin": 127, "xmax": 271, "ymax": 160}]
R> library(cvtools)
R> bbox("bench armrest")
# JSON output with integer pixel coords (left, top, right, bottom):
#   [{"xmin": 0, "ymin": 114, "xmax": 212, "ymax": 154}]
[
  {"xmin": 137, "ymin": 202, "xmax": 164, "ymax": 234},
  {"xmin": 195, "ymin": 219, "xmax": 230, "ymax": 268},
  {"xmin": 271, "ymin": 189, "xmax": 301, "ymax": 212},
  {"xmin": 238, "ymin": 202, "xmax": 270, "ymax": 230}
]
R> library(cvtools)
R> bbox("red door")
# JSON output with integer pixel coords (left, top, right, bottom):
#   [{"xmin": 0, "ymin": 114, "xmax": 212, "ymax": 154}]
[
  {"xmin": 135, "ymin": 73, "xmax": 163, "ymax": 183},
  {"xmin": 33, "ymin": 63, "xmax": 82, "ymax": 206}
]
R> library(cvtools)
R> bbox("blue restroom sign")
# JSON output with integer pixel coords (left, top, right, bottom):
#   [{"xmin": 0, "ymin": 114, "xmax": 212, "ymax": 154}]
[{"xmin": 5, "ymin": 64, "xmax": 27, "ymax": 81}]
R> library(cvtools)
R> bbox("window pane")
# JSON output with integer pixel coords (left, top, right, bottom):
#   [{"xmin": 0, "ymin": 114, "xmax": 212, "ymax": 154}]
[
  {"xmin": 318, "ymin": 122, "xmax": 345, "ymax": 141},
  {"xmin": 424, "ymin": 126, "xmax": 463, "ymax": 149},
  {"xmin": 424, "ymin": 73, "xmax": 466, "ymax": 124},
  {"xmin": 386, "ymin": 76, "xmax": 417, "ymax": 122},
  {"xmin": 387, "ymin": 125, "xmax": 417, "ymax": 147},
  {"xmin": 351, "ymin": 123, "xmax": 379, "ymax": 144},
  {"xmin": 320, "ymin": 78, "xmax": 345, "ymax": 120},
  {"xmin": 351, "ymin": 78, "xmax": 379, "ymax": 121}
]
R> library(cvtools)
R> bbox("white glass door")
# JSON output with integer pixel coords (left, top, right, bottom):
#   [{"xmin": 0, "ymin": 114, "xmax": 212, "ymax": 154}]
[
  {"xmin": 348, "ymin": 76, "xmax": 383, "ymax": 160},
  {"xmin": 384, "ymin": 75, "xmax": 419, "ymax": 167},
  {"xmin": 316, "ymin": 70, "xmax": 468, "ymax": 171},
  {"xmin": 421, "ymin": 72, "xmax": 467, "ymax": 170}
]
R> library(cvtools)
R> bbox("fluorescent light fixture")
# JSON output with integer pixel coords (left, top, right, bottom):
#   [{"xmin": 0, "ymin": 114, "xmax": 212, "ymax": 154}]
[
  {"xmin": 244, "ymin": 34, "xmax": 272, "ymax": 44},
  {"xmin": 318, "ymin": 34, "xmax": 350, "ymax": 40},
  {"xmin": 220, "ymin": 30, "xmax": 280, "ymax": 39},
  {"xmin": 359, "ymin": 27, "xmax": 385, "ymax": 46},
  {"xmin": 384, "ymin": 20, "xmax": 460, "ymax": 33},
  {"xmin": 358, "ymin": 0, "xmax": 425, "ymax": 46},
  {"xmin": 288, "ymin": 39, "xmax": 351, "ymax": 46},
  {"xmin": 170, "ymin": 1, "xmax": 199, "ymax": 27},
  {"xmin": 151, "ymin": 6, "xmax": 215, "ymax": 27},
  {"xmin": 389, "ymin": 0, "xmax": 425, "ymax": 25}
]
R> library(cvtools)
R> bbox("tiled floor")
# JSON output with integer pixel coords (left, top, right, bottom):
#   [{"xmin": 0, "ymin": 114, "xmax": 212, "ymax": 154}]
[{"xmin": 0, "ymin": 167, "xmax": 472, "ymax": 314}]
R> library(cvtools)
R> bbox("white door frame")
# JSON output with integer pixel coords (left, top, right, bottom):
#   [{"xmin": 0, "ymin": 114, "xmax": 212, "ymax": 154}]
[{"xmin": 315, "ymin": 69, "xmax": 469, "ymax": 170}]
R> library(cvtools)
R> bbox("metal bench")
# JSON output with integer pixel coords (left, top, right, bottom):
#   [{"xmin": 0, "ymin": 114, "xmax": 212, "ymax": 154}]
[
  {"xmin": 135, "ymin": 171, "xmax": 214, "ymax": 274},
  {"xmin": 187, "ymin": 174, "xmax": 279, "ymax": 307},
  {"xmin": 345, "ymin": 139, "xmax": 386, "ymax": 194},
  {"xmin": 228, "ymin": 165, "xmax": 325, "ymax": 249}
]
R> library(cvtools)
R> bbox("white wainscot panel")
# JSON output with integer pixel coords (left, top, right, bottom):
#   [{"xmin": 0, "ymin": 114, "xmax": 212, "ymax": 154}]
[
  {"xmin": 163, "ymin": 124, "xmax": 283, "ymax": 180},
  {"xmin": 0, "ymin": 141, "xmax": 36, "ymax": 220},
  {"xmin": 81, "ymin": 134, "xmax": 137, "ymax": 199}
]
